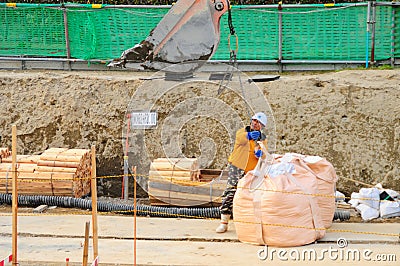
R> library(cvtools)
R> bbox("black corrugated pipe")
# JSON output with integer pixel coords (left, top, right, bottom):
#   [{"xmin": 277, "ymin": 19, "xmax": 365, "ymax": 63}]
[
  {"xmin": 333, "ymin": 209, "xmax": 351, "ymax": 221},
  {"xmin": 0, "ymin": 193, "xmax": 220, "ymax": 218},
  {"xmin": 0, "ymin": 193, "xmax": 350, "ymax": 221}
]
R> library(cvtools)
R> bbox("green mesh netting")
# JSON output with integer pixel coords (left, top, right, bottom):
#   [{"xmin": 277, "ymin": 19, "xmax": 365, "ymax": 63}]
[
  {"xmin": 374, "ymin": 6, "xmax": 395, "ymax": 61},
  {"xmin": 213, "ymin": 9, "xmax": 280, "ymax": 60},
  {"xmin": 395, "ymin": 6, "xmax": 400, "ymax": 58},
  {"xmin": 67, "ymin": 7, "xmax": 167, "ymax": 60},
  {"xmin": 0, "ymin": 6, "xmax": 66, "ymax": 57},
  {"xmin": 0, "ymin": 4, "xmax": 399, "ymax": 62},
  {"xmin": 281, "ymin": 6, "xmax": 368, "ymax": 60}
]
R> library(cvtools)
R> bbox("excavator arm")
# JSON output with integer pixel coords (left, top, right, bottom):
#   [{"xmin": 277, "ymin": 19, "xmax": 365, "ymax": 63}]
[{"xmin": 108, "ymin": 0, "xmax": 230, "ymax": 73}]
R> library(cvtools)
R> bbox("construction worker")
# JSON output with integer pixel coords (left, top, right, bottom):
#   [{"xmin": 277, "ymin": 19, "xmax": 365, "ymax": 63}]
[{"xmin": 216, "ymin": 112, "xmax": 268, "ymax": 233}]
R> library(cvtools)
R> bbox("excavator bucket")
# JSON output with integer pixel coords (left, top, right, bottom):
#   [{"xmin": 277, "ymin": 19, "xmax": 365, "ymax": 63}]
[{"xmin": 108, "ymin": 0, "xmax": 230, "ymax": 73}]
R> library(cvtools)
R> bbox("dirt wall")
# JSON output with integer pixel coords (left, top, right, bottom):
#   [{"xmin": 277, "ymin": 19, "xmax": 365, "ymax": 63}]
[{"xmin": 0, "ymin": 69, "xmax": 399, "ymax": 197}]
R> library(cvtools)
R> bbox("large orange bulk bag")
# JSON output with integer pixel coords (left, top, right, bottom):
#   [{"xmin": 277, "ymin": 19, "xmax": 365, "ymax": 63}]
[
  {"xmin": 290, "ymin": 155, "xmax": 338, "ymax": 228},
  {"xmin": 271, "ymin": 153, "xmax": 338, "ymax": 228},
  {"xmin": 233, "ymin": 161, "xmax": 326, "ymax": 247}
]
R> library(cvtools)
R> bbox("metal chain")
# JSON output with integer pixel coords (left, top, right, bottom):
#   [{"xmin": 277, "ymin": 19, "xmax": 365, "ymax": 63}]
[{"xmin": 217, "ymin": 1, "xmax": 239, "ymax": 95}]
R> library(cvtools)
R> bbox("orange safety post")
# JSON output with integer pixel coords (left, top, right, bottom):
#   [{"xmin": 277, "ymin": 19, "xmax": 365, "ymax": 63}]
[
  {"xmin": 11, "ymin": 125, "xmax": 18, "ymax": 266},
  {"xmin": 82, "ymin": 221, "xmax": 90, "ymax": 266},
  {"xmin": 91, "ymin": 145, "xmax": 99, "ymax": 258},
  {"xmin": 133, "ymin": 166, "xmax": 137, "ymax": 266}
]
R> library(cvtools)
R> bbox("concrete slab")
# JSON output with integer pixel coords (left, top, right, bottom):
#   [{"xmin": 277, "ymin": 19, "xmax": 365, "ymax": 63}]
[
  {"xmin": 322, "ymin": 223, "xmax": 400, "ymax": 244},
  {"xmin": 0, "ymin": 238, "xmax": 399, "ymax": 266},
  {"xmin": 1, "ymin": 215, "xmax": 399, "ymax": 242},
  {"xmin": 0, "ymin": 214, "xmax": 238, "ymax": 241},
  {"xmin": 0, "ymin": 214, "xmax": 399, "ymax": 265}
]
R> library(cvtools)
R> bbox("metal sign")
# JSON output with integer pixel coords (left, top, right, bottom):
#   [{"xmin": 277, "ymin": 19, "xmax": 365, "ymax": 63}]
[{"xmin": 130, "ymin": 111, "xmax": 157, "ymax": 129}]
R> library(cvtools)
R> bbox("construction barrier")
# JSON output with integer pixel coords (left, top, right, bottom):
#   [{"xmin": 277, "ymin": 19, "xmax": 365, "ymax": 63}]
[
  {"xmin": 0, "ymin": 2, "xmax": 399, "ymax": 65},
  {"xmin": 0, "ymin": 254, "xmax": 12, "ymax": 266},
  {"xmin": 91, "ymin": 256, "xmax": 99, "ymax": 266}
]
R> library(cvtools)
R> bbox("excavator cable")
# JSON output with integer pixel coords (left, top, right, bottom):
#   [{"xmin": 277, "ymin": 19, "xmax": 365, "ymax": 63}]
[
  {"xmin": 218, "ymin": 2, "xmax": 252, "ymax": 118},
  {"xmin": 227, "ymin": 1, "xmax": 236, "ymax": 36}
]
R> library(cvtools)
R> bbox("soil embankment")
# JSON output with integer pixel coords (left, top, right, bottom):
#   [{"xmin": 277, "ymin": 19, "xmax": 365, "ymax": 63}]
[{"xmin": 0, "ymin": 69, "xmax": 399, "ymax": 197}]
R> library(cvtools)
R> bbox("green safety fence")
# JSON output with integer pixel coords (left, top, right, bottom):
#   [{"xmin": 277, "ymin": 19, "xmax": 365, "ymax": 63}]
[
  {"xmin": 0, "ymin": 4, "xmax": 66, "ymax": 57},
  {"xmin": 280, "ymin": 6, "xmax": 367, "ymax": 60},
  {"xmin": 0, "ymin": 3, "xmax": 399, "ymax": 63},
  {"xmin": 395, "ymin": 5, "xmax": 400, "ymax": 58}
]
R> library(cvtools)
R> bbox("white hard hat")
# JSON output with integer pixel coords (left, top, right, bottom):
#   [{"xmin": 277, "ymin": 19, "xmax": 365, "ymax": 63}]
[{"xmin": 251, "ymin": 112, "xmax": 267, "ymax": 127}]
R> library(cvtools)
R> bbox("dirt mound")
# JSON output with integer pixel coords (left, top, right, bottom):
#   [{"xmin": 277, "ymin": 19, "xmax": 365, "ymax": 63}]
[{"xmin": 0, "ymin": 69, "xmax": 399, "ymax": 197}]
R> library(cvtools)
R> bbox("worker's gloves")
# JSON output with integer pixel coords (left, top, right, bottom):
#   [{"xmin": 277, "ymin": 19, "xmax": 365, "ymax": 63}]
[
  {"xmin": 247, "ymin": 131, "xmax": 260, "ymax": 140},
  {"xmin": 254, "ymin": 149, "xmax": 263, "ymax": 158}
]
